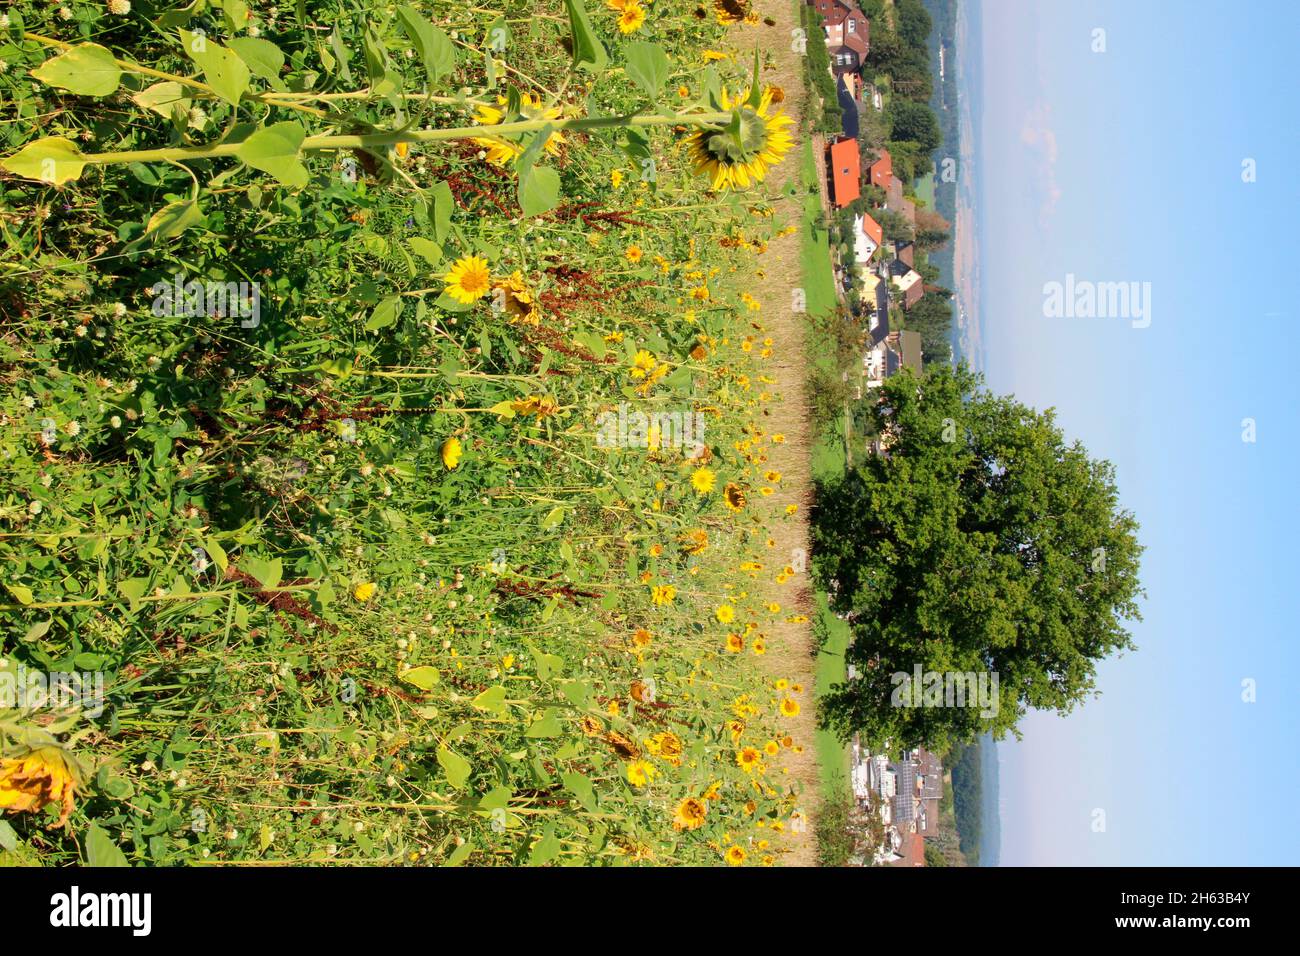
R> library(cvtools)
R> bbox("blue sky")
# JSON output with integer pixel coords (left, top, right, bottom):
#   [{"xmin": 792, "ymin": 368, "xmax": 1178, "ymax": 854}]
[{"xmin": 968, "ymin": 0, "xmax": 1300, "ymax": 865}]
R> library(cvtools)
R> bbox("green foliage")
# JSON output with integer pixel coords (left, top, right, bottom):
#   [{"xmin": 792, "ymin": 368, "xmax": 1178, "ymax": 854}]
[
  {"xmin": 0, "ymin": 0, "xmax": 806, "ymax": 868},
  {"xmin": 950, "ymin": 740, "xmax": 982, "ymax": 864},
  {"xmin": 812, "ymin": 365, "xmax": 1145, "ymax": 751}
]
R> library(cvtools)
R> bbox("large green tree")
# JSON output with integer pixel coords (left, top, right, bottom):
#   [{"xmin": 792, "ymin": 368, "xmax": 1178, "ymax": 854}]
[{"xmin": 812, "ymin": 365, "xmax": 1144, "ymax": 751}]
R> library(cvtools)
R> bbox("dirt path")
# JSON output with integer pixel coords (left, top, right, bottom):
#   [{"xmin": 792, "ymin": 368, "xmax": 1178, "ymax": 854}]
[{"xmin": 728, "ymin": 0, "xmax": 821, "ymax": 866}]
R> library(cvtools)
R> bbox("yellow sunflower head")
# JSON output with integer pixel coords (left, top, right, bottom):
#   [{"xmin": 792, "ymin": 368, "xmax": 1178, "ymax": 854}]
[
  {"xmin": 444, "ymin": 255, "xmax": 492, "ymax": 305},
  {"xmin": 473, "ymin": 92, "xmax": 567, "ymax": 167},
  {"xmin": 673, "ymin": 796, "xmax": 708, "ymax": 831},
  {"xmin": 686, "ymin": 86, "xmax": 794, "ymax": 191}
]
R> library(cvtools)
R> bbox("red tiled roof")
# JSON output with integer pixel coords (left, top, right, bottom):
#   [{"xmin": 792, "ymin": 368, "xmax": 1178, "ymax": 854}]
[
  {"xmin": 829, "ymin": 138, "xmax": 860, "ymax": 207},
  {"xmin": 861, "ymin": 212, "xmax": 883, "ymax": 248},
  {"xmin": 893, "ymin": 831, "xmax": 926, "ymax": 867},
  {"xmin": 869, "ymin": 148, "xmax": 892, "ymax": 190}
]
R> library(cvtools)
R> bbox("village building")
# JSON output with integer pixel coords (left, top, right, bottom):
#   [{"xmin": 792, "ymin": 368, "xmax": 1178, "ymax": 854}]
[{"xmin": 827, "ymin": 136, "xmax": 861, "ymax": 207}]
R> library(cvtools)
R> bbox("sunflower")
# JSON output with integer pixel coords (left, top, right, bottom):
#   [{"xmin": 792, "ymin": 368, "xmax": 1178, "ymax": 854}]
[
  {"xmin": 686, "ymin": 86, "xmax": 794, "ymax": 191},
  {"xmin": 626, "ymin": 759, "xmax": 657, "ymax": 787},
  {"xmin": 629, "ymin": 349, "xmax": 658, "ymax": 380},
  {"xmin": 736, "ymin": 747, "xmax": 761, "ymax": 773},
  {"xmin": 691, "ymin": 466, "xmax": 717, "ymax": 494},
  {"xmin": 440, "ymin": 437, "xmax": 463, "ymax": 470},
  {"xmin": 725, "ymin": 845, "xmax": 747, "ymax": 866},
  {"xmin": 0, "ymin": 746, "xmax": 79, "ymax": 827},
  {"xmin": 650, "ymin": 583, "xmax": 676, "ymax": 605},
  {"xmin": 632, "ymin": 628, "xmax": 653, "ymax": 648},
  {"xmin": 647, "ymin": 731, "xmax": 684, "ymax": 766},
  {"xmin": 723, "ymin": 483, "xmax": 746, "ymax": 512},
  {"xmin": 673, "ymin": 796, "xmax": 708, "ymax": 831},
  {"xmin": 752, "ymin": 638, "xmax": 766, "ymax": 656},
  {"xmin": 779, "ymin": 697, "xmax": 800, "ymax": 718},
  {"xmin": 763, "ymin": 740, "xmax": 779, "ymax": 756},
  {"xmin": 444, "ymin": 255, "xmax": 492, "ymax": 304},
  {"xmin": 715, "ymin": 604, "xmax": 735, "ymax": 624},
  {"xmin": 625, "ymin": 244, "xmax": 643, "ymax": 263},
  {"xmin": 472, "ymin": 92, "xmax": 566, "ymax": 167},
  {"xmin": 725, "ymin": 633, "xmax": 744, "ymax": 653},
  {"xmin": 617, "ymin": 0, "xmax": 646, "ymax": 33}
]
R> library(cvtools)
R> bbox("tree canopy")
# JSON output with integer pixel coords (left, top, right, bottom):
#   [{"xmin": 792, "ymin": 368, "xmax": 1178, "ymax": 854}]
[{"xmin": 812, "ymin": 365, "xmax": 1144, "ymax": 751}]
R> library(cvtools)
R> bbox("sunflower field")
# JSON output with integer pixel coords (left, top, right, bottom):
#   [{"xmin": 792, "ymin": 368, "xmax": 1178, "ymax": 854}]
[{"xmin": 0, "ymin": 0, "xmax": 816, "ymax": 866}]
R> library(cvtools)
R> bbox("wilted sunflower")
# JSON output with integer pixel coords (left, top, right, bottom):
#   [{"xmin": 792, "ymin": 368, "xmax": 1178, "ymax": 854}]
[
  {"xmin": 686, "ymin": 86, "xmax": 794, "ymax": 191},
  {"xmin": 673, "ymin": 796, "xmax": 708, "ymax": 831},
  {"xmin": 679, "ymin": 528, "xmax": 709, "ymax": 555},
  {"xmin": 0, "ymin": 745, "xmax": 80, "ymax": 827},
  {"xmin": 713, "ymin": 0, "xmax": 750, "ymax": 24},
  {"xmin": 493, "ymin": 271, "xmax": 541, "ymax": 325},
  {"xmin": 511, "ymin": 394, "xmax": 559, "ymax": 418},
  {"xmin": 472, "ymin": 92, "xmax": 566, "ymax": 167},
  {"xmin": 723, "ymin": 482, "xmax": 747, "ymax": 511}
]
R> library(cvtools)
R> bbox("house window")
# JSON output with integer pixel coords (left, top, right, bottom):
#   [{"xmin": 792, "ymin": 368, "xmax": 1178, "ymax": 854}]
[{"xmin": 847, "ymin": 19, "xmax": 856, "ymax": 33}]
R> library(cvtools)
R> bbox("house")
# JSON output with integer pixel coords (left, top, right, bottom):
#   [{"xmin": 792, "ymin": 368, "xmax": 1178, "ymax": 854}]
[
  {"xmin": 889, "ymin": 328, "xmax": 923, "ymax": 371},
  {"xmin": 894, "ymin": 239, "xmax": 915, "ymax": 269},
  {"xmin": 867, "ymin": 148, "xmax": 892, "ymax": 190},
  {"xmin": 853, "ymin": 211, "xmax": 883, "ymax": 263},
  {"xmin": 827, "ymin": 136, "xmax": 860, "ymax": 207},
  {"xmin": 918, "ymin": 798, "xmax": 941, "ymax": 836},
  {"xmin": 810, "ymin": 0, "xmax": 870, "ymax": 76},
  {"xmin": 889, "ymin": 259, "xmax": 924, "ymax": 310},
  {"xmin": 885, "ymin": 174, "xmax": 917, "ymax": 228},
  {"xmin": 892, "ymin": 830, "xmax": 926, "ymax": 867}
]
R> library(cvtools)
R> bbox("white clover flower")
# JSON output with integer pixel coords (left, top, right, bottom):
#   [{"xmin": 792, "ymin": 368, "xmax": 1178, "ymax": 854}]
[
  {"xmin": 64, "ymin": 420, "xmax": 80, "ymax": 436},
  {"xmin": 28, "ymin": 500, "xmax": 42, "ymax": 516},
  {"xmin": 20, "ymin": 395, "xmax": 35, "ymax": 410},
  {"xmin": 58, "ymin": 6, "xmax": 72, "ymax": 20},
  {"xmin": 0, "ymin": 14, "xmax": 9, "ymax": 28},
  {"xmin": 107, "ymin": 0, "xmax": 130, "ymax": 14},
  {"xmin": 109, "ymin": 415, "xmax": 122, "ymax": 428},
  {"xmin": 112, "ymin": 302, "xmax": 127, "ymax": 317}
]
